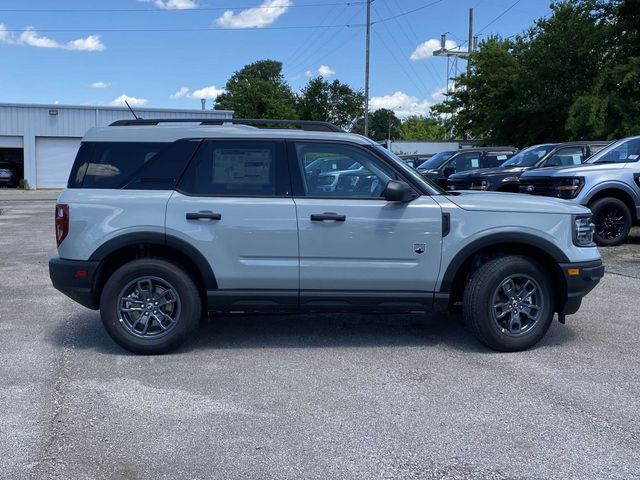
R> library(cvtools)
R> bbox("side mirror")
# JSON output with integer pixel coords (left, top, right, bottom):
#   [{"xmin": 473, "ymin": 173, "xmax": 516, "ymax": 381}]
[
  {"xmin": 384, "ymin": 180, "xmax": 414, "ymax": 202},
  {"xmin": 443, "ymin": 166, "xmax": 456, "ymax": 177}
]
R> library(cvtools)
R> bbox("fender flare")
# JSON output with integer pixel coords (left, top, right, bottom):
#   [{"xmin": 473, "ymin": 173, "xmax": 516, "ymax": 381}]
[
  {"xmin": 439, "ymin": 232, "xmax": 569, "ymax": 292},
  {"xmin": 89, "ymin": 232, "xmax": 218, "ymax": 289}
]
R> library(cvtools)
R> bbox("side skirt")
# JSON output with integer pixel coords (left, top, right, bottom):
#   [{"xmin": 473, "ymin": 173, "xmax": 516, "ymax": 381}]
[{"xmin": 206, "ymin": 289, "xmax": 443, "ymax": 314}]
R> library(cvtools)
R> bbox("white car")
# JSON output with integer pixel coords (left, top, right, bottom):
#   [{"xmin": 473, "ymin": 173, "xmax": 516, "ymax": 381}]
[{"xmin": 49, "ymin": 118, "xmax": 603, "ymax": 354}]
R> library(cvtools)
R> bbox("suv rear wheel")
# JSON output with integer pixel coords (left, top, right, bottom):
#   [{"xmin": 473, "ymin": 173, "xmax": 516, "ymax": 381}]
[
  {"xmin": 100, "ymin": 258, "xmax": 201, "ymax": 354},
  {"xmin": 463, "ymin": 256, "xmax": 554, "ymax": 352},
  {"xmin": 589, "ymin": 197, "xmax": 632, "ymax": 246}
]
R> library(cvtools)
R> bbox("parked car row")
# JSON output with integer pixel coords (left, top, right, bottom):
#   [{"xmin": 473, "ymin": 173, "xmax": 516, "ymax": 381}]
[{"xmin": 418, "ymin": 137, "xmax": 639, "ymax": 246}]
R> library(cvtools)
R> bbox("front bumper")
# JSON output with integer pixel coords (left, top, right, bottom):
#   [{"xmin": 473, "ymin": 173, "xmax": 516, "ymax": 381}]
[
  {"xmin": 558, "ymin": 259, "xmax": 604, "ymax": 316},
  {"xmin": 49, "ymin": 257, "xmax": 100, "ymax": 310}
]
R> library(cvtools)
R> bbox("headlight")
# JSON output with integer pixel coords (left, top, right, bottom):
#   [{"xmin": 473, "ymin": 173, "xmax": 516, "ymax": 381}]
[
  {"xmin": 469, "ymin": 180, "xmax": 488, "ymax": 191},
  {"xmin": 573, "ymin": 215, "xmax": 595, "ymax": 246},
  {"xmin": 556, "ymin": 178, "xmax": 583, "ymax": 198},
  {"xmin": 502, "ymin": 176, "xmax": 519, "ymax": 183}
]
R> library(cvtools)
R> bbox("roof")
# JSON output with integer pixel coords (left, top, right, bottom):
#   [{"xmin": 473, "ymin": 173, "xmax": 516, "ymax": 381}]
[
  {"xmin": 0, "ymin": 102, "xmax": 233, "ymax": 115},
  {"xmin": 82, "ymin": 124, "xmax": 374, "ymax": 145}
]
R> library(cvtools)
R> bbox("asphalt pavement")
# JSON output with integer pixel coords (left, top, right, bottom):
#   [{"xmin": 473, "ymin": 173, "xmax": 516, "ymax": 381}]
[{"xmin": 1, "ymin": 195, "xmax": 639, "ymax": 480}]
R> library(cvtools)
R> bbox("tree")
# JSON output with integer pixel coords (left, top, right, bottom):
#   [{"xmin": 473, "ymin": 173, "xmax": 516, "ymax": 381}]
[
  {"xmin": 215, "ymin": 60, "xmax": 297, "ymax": 119},
  {"xmin": 399, "ymin": 115, "xmax": 447, "ymax": 140},
  {"xmin": 352, "ymin": 109, "xmax": 402, "ymax": 141},
  {"xmin": 297, "ymin": 77, "xmax": 365, "ymax": 129}
]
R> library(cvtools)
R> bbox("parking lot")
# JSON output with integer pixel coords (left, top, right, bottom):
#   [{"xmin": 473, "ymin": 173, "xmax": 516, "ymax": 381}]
[{"xmin": 1, "ymin": 191, "xmax": 640, "ymax": 480}]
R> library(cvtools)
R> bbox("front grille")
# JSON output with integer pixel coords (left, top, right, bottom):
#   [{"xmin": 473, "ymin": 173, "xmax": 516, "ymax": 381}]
[
  {"xmin": 519, "ymin": 178, "xmax": 559, "ymax": 196},
  {"xmin": 448, "ymin": 179, "xmax": 474, "ymax": 190}
]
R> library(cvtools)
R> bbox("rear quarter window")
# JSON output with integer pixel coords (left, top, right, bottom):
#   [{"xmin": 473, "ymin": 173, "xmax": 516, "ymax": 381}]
[{"xmin": 68, "ymin": 140, "xmax": 200, "ymax": 189}]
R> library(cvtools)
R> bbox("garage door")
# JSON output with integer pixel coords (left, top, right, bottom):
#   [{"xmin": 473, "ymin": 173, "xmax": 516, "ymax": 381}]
[{"xmin": 35, "ymin": 137, "xmax": 81, "ymax": 188}]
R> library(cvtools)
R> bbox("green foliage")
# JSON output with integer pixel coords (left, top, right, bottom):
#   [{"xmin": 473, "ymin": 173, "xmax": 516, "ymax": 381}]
[
  {"xmin": 399, "ymin": 115, "xmax": 447, "ymax": 141},
  {"xmin": 18, "ymin": 178, "xmax": 30, "ymax": 190},
  {"xmin": 215, "ymin": 60, "xmax": 298, "ymax": 119},
  {"xmin": 434, "ymin": 0, "xmax": 639, "ymax": 145},
  {"xmin": 296, "ymin": 77, "xmax": 365, "ymax": 129},
  {"xmin": 352, "ymin": 108, "xmax": 402, "ymax": 141}
]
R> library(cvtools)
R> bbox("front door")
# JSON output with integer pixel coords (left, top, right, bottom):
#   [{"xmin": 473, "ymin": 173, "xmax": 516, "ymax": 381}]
[{"xmin": 291, "ymin": 141, "xmax": 442, "ymax": 299}]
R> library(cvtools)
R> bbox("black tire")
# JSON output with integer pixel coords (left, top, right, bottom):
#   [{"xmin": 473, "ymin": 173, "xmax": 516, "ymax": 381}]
[
  {"xmin": 589, "ymin": 197, "xmax": 632, "ymax": 246},
  {"xmin": 100, "ymin": 258, "xmax": 201, "ymax": 354},
  {"xmin": 463, "ymin": 255, "xmax": 555, "ymax": 352}
]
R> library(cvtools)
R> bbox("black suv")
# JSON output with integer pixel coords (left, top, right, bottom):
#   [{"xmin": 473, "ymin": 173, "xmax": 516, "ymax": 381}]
[
  {"xmin": 447, "ymin": 141, "xmax": 610, "ymax": 193},
  {"xmin": 416, "ymin": 147, "xmax": 517, "ymax": 188}
]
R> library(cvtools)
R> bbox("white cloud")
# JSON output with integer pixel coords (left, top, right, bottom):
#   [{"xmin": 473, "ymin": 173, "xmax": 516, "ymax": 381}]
[
  {"xmin": 0, "ymin": 24, "xmax": 105, "ymax": 51},
  {"xmin": 410, "ymin": 38, "xmax": 457, "ymax": 61},
  {"xmin": 190, "ymin": 85, "xmax": 225, "ymax": 99},
  {"xmin": 318, "ymin": 65, "xmax": 335, "ymax": 77},
  {"xmin": 169, "ymin": 87, "xmax": 190, "ymax": 99},
  {"xmin": 138, "ymin": 0, "xmax": 199, "ymax": 9},
  {"xmin": 169, "ymin": 85, "xmax": 225, "ymax": 100},
  {"xmin": 216, "ymin": 0, "xmax": 292, "ymax": 29},
  {"xmin": 304, "ymin": 70, "xmax": 313, "ymax": 78},
  {"xmin": 90, "ymin": 81, "xmax": 111, "ymax": 89},
  {"xmin": 369, "ymin": 91, "xmax": 436, "ymax": 117},
  {"xmin": 110, "ymin": 94, "xmax": 148, "ymax": 107},
  {"xmin": 430, "ymin": 87, "xmax": 447, "ymax": 103}
]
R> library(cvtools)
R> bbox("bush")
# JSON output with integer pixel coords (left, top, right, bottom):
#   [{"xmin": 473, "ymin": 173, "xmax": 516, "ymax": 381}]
[{"xmin": 18, "ymin": 178, "xmax": 30, "ymax": 190}]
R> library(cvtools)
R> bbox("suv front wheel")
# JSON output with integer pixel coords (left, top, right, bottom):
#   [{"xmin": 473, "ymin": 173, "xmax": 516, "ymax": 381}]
[
  {"xmin": 463, "ymin": 256, "xmax": 554, "ymax": 351},
  {"xmin": 100, "ymin": 258, "xmax": 202, "ymax": 354},
  {"xmin": 589, "ymin": 197, "xmax": 632, "ymax": 246}
]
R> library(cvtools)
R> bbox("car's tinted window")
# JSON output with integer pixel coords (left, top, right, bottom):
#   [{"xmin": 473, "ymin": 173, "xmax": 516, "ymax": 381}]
[
  {"xmin": 179, "ymin": 140, "xmax": 287, "ymax": 196},
  {"xmin": 417, "ymin": 151, "xmax": 455, "ymax": 169},
  {"xmin": 69, "ymin": 142, "xmax": 172, "ymax": 188},
  {"xmin": 586, "ymin": 138, "xmax": 640, "ymax": 164},
  {"xmin": 544, "ymin": 146, "xmax": 584, "ymax": 167},
  {"xmin": 502, "ymin": 144, "xmax": 556, "ymax": 167},
  {"xmin": 304, "ymin": 156, "xmax": 356, "ymax": 174},
  {"xmin": 295, "ymin": 143, "xmax": 397, "ymax": 198},
  {"xmin": 483, "ymin": 152, "xmax": 513, "ymax": 168},
  {"xmin": 448, "ymin": 152, "xmax": 482, "ymax": 173}
]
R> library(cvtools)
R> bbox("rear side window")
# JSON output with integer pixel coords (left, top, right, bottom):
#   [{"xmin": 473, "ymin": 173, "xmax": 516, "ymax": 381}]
[
  {"xmin": 178, "ymin": 140, "xmax": 288, "ymax": 196},
  {"xmin": 484, "ymin": 152, "xmax": 513, "ymax": 167},
  {"xmin": 68, "ymin": 140, "xmax": 200, "ymax": 189}
]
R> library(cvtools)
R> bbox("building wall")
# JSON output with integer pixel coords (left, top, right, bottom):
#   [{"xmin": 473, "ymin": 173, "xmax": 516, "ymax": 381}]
[
  {"xmin": 0, "ymin": 103, "xmax": 233, "ymax": 189},
  {"xmin": 389, "ymin": 140, "xmax": 479, "ymax": 155}
]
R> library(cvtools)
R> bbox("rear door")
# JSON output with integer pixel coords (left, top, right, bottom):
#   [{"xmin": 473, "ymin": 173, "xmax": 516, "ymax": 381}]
[
  {"xmin": 291, "ymin": 141, "xmax": 442, "ymax": 300},
  {"xmin": 165, "ymin": 139, "xmax": 299, "ymax": 304}
]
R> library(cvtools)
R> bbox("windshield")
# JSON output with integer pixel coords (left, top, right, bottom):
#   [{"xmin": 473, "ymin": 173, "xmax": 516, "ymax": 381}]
[
  {"xmin": 501, "ymin": 144, "xmax": 556, "ymax": 167},
  {"xmin": 585, "ymin": 137, "xmax": 640, "ymax": 164},
  {"xmin": 417, "ymin": 151, "xmax": 455, "ymax": 169},
  {"xmin": 372, "ymin": 145, "xmax": 446, "ymax": 195}
]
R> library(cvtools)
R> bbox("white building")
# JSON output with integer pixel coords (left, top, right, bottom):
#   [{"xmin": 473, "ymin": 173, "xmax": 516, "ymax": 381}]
[{"xmin": 0, "ymin": 103, "xmax": 233, "ymax": 189}]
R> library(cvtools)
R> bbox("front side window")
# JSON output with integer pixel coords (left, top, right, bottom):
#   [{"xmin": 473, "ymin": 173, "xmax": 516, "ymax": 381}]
[
  {"xmin": 295, "ymin": 143, "xmax": 397, "ymax": 198},
  {"xmin": 417, "ymin": 151, "xmax": 455, "ymax": 170},
  {"xmin": 448, "ymin": 152, "xmax": 482, "ymax": 173},
  {"xmin": 544, "ymin": 146, "xmax": 585, "ymax": 167},
  {"xmin": 586, "ymin": 138, "xmax": 640, "ymax": 164},
  {"xmin": 179, "ymin": 140, "xmax": 286, "ymax": 196}
]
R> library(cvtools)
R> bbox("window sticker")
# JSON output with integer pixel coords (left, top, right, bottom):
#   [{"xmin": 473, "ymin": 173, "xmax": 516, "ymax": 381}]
[
  {"xmin": 497, "ymin": 155, "xmax": 507, "ymax": 160},
  {"xmin": 471, "ymin": 158, "xmax": 480, "ymax": 168},
  {"xmin": 628, "ymin": 154, "xmax": 639, "ymax": 160},
  {"xmin": 212, "ymin": 149, "xmax": 271, "ymax": 186}
]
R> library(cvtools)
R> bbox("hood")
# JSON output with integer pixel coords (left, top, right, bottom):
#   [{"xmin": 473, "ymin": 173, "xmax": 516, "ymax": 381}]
[
  {"xmin": 522, "ymin": 162, "xmax": 628, "ymax": 177},
  {"xmin": 445, "ymin": 191, "xmax": 590, "ymax": 215},
  {"xmin": 449, "ymin": 166, "xmax": 528, "ymax": 180}
]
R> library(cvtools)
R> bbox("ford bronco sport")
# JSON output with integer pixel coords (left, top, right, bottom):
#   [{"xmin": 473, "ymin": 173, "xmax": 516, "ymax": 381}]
[{"xmin": 49, "ymin": 118, "xmax": 603, "ymax": 354}]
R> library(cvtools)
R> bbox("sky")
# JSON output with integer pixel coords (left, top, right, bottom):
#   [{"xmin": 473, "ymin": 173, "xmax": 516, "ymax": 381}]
[{"xmin": 0, "ymin": 0, "xmax": 551, "ymax": 117}]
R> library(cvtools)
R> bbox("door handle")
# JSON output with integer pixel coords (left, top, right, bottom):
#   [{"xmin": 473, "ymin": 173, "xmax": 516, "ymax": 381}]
[
  {"xmin": 186, "ymin": 211, "xmax": 222, "ymax": 221},
  {"xmin": 310, "ymin": 213, "xmax": 346, "ymax": 222}
]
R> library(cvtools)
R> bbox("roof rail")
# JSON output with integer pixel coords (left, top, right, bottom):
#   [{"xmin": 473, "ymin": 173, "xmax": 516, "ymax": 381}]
[{"xmin": 109, "ymin": 118, "xmax": 345, "ymax": 132}]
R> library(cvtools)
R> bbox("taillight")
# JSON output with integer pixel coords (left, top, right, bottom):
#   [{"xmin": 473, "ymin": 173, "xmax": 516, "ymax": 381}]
[{"xmin": 55, "ymin": 204, "xmax": 69, "ymax": 247}]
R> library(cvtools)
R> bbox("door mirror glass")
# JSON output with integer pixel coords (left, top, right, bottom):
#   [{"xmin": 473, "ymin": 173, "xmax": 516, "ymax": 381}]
[{"xmin": 384, "ymin": 180, "xmax": 414, "ymax": 202}]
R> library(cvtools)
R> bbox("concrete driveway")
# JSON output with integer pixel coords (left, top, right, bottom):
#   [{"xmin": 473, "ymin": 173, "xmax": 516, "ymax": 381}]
[{"xmin": 1, "ymin": 195, "xmax": 639, "ymax": 480}]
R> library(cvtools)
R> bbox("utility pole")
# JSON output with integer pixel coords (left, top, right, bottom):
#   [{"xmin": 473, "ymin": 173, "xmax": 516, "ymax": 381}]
[
  {"xmin": 433, "ymin": 8, "xmax": 475, "ymax": 93},
  {"xmin": 363, "ymin": 0, "xmax": 371, "ymax": 137}
]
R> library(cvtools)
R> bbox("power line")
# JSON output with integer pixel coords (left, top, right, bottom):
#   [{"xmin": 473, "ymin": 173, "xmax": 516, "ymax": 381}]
[
  {"xmin": 477, "ymin": 0, "xmax": 523, "ymax": 34},
  {"xmin": 0, "ymin": 2, "xmax": 369, "ymax": 13},
  {"xmin": 0, "ymin": 24, "xmax": 367, "ymax": 33},
  {"xmin": 373, "ymin": 0, "xmax": 447, "ymax": 24}
]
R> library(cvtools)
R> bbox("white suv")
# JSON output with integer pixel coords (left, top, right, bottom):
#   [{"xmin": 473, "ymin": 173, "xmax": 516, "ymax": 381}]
[{"xmin": 49, "ymin": 118, "xmax": 604, "ymax": 354}]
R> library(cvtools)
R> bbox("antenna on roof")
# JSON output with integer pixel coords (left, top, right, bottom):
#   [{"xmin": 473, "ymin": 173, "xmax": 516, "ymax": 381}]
[{"xmin": 124, "ymin": 100, "xmax": 140, "ymax": 120}]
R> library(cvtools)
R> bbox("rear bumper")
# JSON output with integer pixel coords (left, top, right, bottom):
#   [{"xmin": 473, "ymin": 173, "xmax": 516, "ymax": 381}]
[
  {"xmin": 49, "ymin": 257, "xmax": 100, "ymax": 310},
  {"xmin": 558, "ymin": 259, "xmax": 604, "ymax": 315}
]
